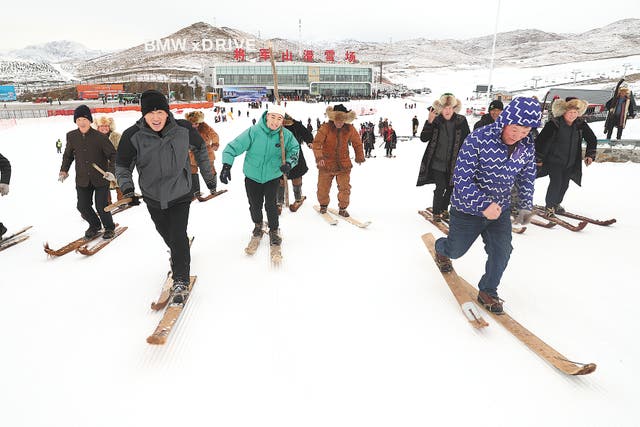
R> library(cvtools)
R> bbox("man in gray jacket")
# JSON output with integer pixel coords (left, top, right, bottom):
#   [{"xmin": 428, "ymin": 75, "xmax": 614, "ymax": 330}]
[{"xmin": 116, "ymin": 90, "xmax": 216, "ymax": 304}]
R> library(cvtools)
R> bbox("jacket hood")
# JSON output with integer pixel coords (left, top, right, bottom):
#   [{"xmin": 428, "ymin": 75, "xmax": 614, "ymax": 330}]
[{"xmin": 494, "ymin": 97, "xmax": 541, "ymax": 129}]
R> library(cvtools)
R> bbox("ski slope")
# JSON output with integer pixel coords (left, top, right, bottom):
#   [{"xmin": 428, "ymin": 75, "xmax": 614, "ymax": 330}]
[{"xmin": 0, "ymin": 98, "xmax": 639, "ymax": 427}]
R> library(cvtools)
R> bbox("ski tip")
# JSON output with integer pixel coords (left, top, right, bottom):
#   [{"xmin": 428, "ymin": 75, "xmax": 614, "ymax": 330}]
[
  {"xmin": 573, "ymin": 363, "xmax": 597, "ymax": 375},
  {"xmin": 146, "ymin": 335, "xmax": 167, "ymax": 345}
]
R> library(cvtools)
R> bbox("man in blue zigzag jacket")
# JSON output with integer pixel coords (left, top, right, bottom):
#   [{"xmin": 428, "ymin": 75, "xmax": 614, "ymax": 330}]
[{"xmin": 434, "ymin": 97, "xmax": 541, "ymax": 314}]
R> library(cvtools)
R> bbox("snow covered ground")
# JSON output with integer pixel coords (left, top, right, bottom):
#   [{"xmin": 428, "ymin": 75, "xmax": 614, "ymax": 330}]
[{"xmin": 1, "ymin": 98, "xmax": 639, "ymax": 426}]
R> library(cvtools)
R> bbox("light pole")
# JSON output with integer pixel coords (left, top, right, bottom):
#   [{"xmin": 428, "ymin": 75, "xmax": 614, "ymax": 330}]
[
  {"xmin": 532, "ymin": 76, "xmax": 541, "ymax": 89},
  {"xmin": 487, "ymin": 0, "xmax": 501, "ymax": 100},
  {"xmin": 571, "ymin": 70, "xmax": 580, "ymax": 84}
]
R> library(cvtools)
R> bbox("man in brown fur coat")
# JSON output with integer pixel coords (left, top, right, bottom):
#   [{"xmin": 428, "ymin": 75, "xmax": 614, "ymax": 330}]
[{"xmin": 312, "ymin": 104, "xmax": 365, "ymax": 217}]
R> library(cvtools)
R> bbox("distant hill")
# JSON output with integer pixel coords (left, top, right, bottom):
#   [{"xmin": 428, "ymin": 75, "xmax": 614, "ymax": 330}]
[{"xmin": 1, "ymin": 19, "xmax": 639, "ymax": 86}]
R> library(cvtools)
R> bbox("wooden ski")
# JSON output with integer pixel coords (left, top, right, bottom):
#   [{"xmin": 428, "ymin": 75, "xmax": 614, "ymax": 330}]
[
  {"xmin": 457, "ymin": 276, "xmax": 596, "ymax": 375},
  {"xmin": 147, "ymin": 275, "xmax": 197, "ymax": 345},
  {"xmin": 313, "ymin": 205, "xmax": 338, "ymax": 225},
  {"xmin": 326, "ymin": 207, "xmax": 371, "ymax": 228},
  {"xmin": 422, "ymin": 233, "xmax": 489, "ymax": 329}
]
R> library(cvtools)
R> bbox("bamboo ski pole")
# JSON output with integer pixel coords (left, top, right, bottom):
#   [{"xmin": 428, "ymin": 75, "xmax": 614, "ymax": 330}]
[{"xmin": 268, "ymin": 42, "xmax": 289, "ymax": 207}]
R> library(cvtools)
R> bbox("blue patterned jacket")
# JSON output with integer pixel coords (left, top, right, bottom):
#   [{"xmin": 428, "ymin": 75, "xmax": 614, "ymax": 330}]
[{"xmin": 450, "ymin": 100, "xmax": 540, "ymax": 216}]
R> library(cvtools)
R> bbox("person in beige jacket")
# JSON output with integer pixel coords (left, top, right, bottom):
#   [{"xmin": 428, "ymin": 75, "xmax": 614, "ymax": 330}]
[{"xmin": 94, "ymin": 115, "xmax": 123, "ymax": 202}]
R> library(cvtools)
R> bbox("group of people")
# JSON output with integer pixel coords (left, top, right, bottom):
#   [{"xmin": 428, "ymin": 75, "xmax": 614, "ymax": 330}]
[
  {"xmin": 52, "ymin": 91, "xmax": 366, "ymax": 305},
  {"xmin": 417, "ymin": 89, "xmax": 608, "ymax": 314},
  {"xmin": 5, "ymin": 83, "xmax": 630, "ymax": 315}
]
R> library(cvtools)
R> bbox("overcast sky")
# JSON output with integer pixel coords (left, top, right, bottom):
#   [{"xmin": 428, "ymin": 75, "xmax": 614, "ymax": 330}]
[{"xmin": 1, "ymin": 0, "xmax": 637, "ymax": 51}]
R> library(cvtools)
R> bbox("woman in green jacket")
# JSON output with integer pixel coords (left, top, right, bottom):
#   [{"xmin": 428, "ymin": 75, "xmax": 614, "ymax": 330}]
[{"xmin": 220, "ymin": 105, "xmax": 299, "ymax": 245}]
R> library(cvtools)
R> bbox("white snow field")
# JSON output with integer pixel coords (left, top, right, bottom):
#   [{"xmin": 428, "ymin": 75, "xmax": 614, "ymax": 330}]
[{"xmin": 0, "ymin": 96, "xmax": 639, "ymax": 427}]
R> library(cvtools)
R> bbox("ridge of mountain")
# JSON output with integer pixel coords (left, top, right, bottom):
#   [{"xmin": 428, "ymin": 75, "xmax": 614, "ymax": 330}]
[{"xmin": 1, "ymin": 19, "xmax": 638, "ymax": 85}]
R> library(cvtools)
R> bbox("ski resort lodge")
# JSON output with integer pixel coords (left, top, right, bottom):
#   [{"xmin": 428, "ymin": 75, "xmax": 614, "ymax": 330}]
[{"xmin": 204, "ymin": 62, "xmax": 374, "ymax": 101}]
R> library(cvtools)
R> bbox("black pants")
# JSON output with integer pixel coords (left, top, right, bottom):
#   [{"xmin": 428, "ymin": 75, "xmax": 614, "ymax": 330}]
[
  {"xmin": 147, "ymin": 201, "xmax": 191, "ymax": 282},
  {"xmin": 545, "ymin": 163, "xmax": 572, "ymax": 208},
  {"xmin": 432, "ymin": 170, "xmax": 453, "ymax": 215},
  {"xmin": 76, "ymin": 184, "xmax": 114, "ymax": 231},
  {"xmin": 606, "ymin": 127, "xmax": 623, "ymax": 140},
  {"xmin": 245, "ymin": 177, "xmax": 280, "ymax": 231},
  {"xmin": 190, "ymin": 173, "xmax": 200, "ymax": 196}
]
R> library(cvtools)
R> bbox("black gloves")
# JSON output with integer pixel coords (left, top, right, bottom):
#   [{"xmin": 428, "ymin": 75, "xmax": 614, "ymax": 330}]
[
  {"xmin": 220, "ymin": 164, "xmax": 232, "ymax": 184},
  {"xmin": 206, "ymin": 174, "xmax": 217, "ymax": 193},
  {"xmin": 280, "ymin": 162, "xmax": 291, "ymax": 174},
  {"xmin": 121, "ymin": 189, "xmax": 140, "ymax": 206}
]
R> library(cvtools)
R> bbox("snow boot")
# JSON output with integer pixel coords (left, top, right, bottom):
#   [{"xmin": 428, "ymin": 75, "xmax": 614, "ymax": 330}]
[
  {"xmin": 477, "ymin": 291, "xmax": 504, "ymax": 315},
  {"xmin": 171, "ymin": 279, "xmax": 190, "ymax": 304},
  {"xmin": 102, "ymin": 228, "xmax": 115, "ymax": 239},
  {"xmin": 84, "ymin": 226, "xmax": 101, "ymax": 239},
  {"xmin": 319, "ymin": 205, "xmax": 328, "ymax": 214},
  {"xmin": 293, "ymin": 184, "xmax": 303, "ymax": 202},
  {"xmin": 252, "ymin": 223, "xmax": 263, "ymax": 237},
  {"xmin": 554, "ymin": 204, "xmax": 565, "ymax": 214},
  {"xmin": 544, "ymin": 206, "xmax": 556, "ymax": 217},
  {"xmin": 435, "ymin": 252, "xmax": 453, "ymax": 273},
  {"xmin": 269, "ymin": 229, "xmax": 282, "ymax": 246},
  {"xmin": 338, "ymin": 208, "xmax": 350, "ymax": 217}
]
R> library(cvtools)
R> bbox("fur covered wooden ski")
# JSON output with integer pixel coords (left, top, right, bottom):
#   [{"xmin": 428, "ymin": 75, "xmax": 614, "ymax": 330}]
[
  {"xmin": 326, "ymin": 207, "xmax": 371, "ymax": 228},
  {"xmin": 313, "ymin": 205, "xmax": 338, "ymax": 225}
]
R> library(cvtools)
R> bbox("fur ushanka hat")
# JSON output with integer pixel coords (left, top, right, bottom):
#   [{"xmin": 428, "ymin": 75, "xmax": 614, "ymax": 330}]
[
  {"xmin": 432, "ymin": 93, "xmax": 462, "ymax": 114},
  {"xmin": 552, "ymin": 97, "xmax": 588, "ymax": 117},
  {"xmin": 93, "ymin": 115, "xmax": 116, "ymax": 131},
  {"xmin": 326, "ymin": 104, "xmax": 356, "ymax": 123},
  {"xmin": 185, "ymin": 110, "xmax": 205, "ymax": 124}
]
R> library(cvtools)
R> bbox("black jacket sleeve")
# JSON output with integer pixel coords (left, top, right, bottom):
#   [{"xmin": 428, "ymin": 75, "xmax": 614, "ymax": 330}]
[{"xmin": 0, "ymin": 152, "xmax": 10, "ymax": 184}]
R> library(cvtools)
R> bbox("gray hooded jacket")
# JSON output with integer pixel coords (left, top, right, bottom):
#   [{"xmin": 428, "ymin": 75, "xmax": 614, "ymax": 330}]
[{"xmin": 116, "ymin": 115, "xmax": 214, "ymax": 209}]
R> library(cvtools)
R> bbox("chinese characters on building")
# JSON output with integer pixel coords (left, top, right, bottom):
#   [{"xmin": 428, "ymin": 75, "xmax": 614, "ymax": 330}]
[{"xmin": 233, "ymin": 47, "xmax": 357, "ymax": 63}]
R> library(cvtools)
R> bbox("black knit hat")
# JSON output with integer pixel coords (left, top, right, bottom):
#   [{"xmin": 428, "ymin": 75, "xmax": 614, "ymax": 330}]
[
  {"xmin": 488, "ymin": 100, "xmax": 504, "ymax": 111},
  {"xmin": 140, "ymin": 90, "xmax": 170, "ymax": 116},
  {"xmin": 73, "ymin": 105, "xmax": 93, "ymax": 123}
]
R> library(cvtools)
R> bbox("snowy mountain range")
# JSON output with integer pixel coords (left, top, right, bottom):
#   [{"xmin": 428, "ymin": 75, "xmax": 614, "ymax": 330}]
[{"xmin": 1, "ymin": 19, "xmax": 639, "ymax": 86}]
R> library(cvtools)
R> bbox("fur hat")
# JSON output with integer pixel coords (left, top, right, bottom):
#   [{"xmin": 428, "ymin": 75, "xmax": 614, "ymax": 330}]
[
  {"xmin": 432, "ymin": 93, "xmax": 462, "ymax": 114},
  {"xmin": 488, "ymin": 100, "xmax": 504, "ymax": 111},
  {"xmin": 268, "ymin": 104, "xmax": 286, "ymax": 117},
  {"xmin": 185, "ymin": 110, "xmax": 205, "ymax": 124},
  {"xmin": 552, "ymin": 97, "xmax": 588, "ymax": 117},
  {"xmin": 93, "ymin": 115, "xmax": 115, "ymax": 131},
  {"xmin": 73, "ymin": 105, "xmax": 93, "ymax": 123},
  {"xmin": 497, "ymin": 97, "xmax": 541, "ymax": 128},
  {"xmin": 326, "ymin": 104, "xmax": 356, "ymax": 123},
  {"xmin": 140, "ymin": 90, "xmax": 170, "ymax": 116}
]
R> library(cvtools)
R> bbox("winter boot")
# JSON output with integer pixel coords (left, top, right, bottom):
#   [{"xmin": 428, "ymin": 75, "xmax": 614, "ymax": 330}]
[
  {"xmin": 338, "ymin": 208, "xmax": 350, "ymax": 217},
  {"xmin": 252, "ymin": 223, "xmax": 263, "ymax": 237},
  {"xmin": 544, "ymin": 206, "xmax": 556, "ymax": 217},
  {"xmin": 293, "ymin": 184, "xmax": 303, "ymax": 202},
  {"xmin": 435, "ymin": 252, "xmax": 453, "ymax": 273},
  {"xmin": 319, "ymin": 205, "xmax": 328, "ymax": 214},
  {"xmin": 432, "ymin": 213, "xmax": 443, "ymax": 223},
  {"xmin": 84, "ymin": 226, "xmax": 101, "ymax": 239},
  {"xmin": 269, "ymin": 229, "xmax": 282, "ymax": 246},
  {"xmin": 554, "ymin": 204, "xmax": 565, "ymax": 214},
  {"xmin": 477, "ymin": 291, "xmax": 504, "ymax": 314},
  {"xmin": 102, "ymin": 228, "xmax": 115, "ymax": 239},
  {"xmin": 441, "ymin": 210, "xmax": 450, "ymax": 221},
  {"xmin": 0, "ymin": 222, "xmax": 6, "ymax": 239},
  {"xmin": 171, "ymin": 279, "xmax": 190, "ymax": 304}
]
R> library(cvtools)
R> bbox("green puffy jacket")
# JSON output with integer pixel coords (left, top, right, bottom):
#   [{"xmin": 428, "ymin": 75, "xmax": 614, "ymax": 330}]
[{"xmin": 222, "ymin": 111, "xmax": 299, "ymax": 183}]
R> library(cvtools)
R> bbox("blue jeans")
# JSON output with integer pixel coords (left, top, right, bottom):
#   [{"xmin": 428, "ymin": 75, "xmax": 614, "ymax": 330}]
[{"xmin": 435, "ymin": 208, "xmax": 513, "ymax": 297}]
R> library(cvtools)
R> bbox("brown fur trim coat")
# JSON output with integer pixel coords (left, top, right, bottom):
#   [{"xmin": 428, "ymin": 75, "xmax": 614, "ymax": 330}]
[
  {"xmin": 312, "ymin": 122, "xmax": 364, "ymax": 172},
  {"xmin": 189, "ymin": 122, "xmax": 219, "ymax": 174}
]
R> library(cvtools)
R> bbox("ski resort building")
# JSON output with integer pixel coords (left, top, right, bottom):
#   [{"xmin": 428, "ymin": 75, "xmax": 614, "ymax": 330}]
[{"xmin": 204, "ymin": 62, "xmax": 374, "ymax": 101}]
